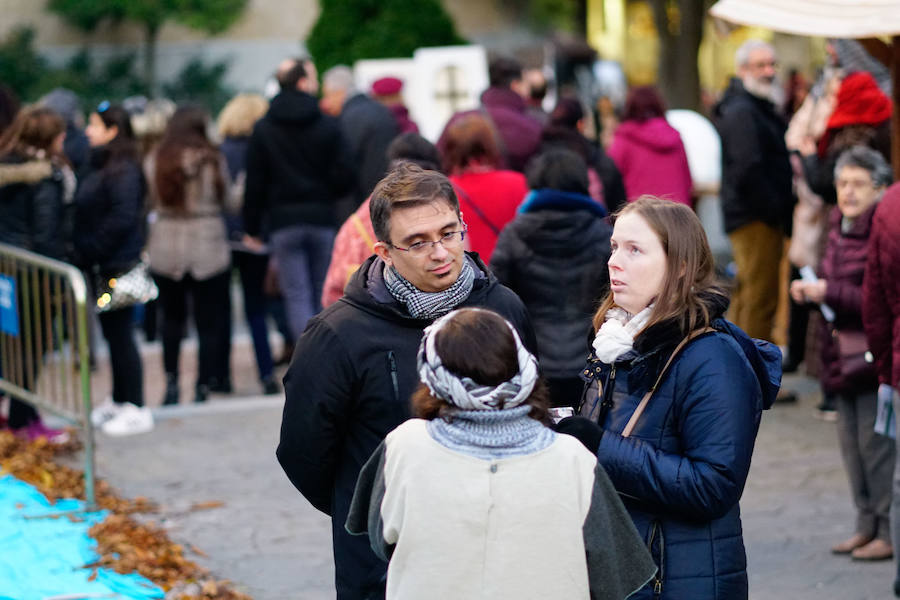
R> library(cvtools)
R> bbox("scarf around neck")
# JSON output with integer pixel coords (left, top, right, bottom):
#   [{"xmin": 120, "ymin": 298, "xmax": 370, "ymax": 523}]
[
  {"xmin": 591, "ymin": 305, "xmax": 654, "ymax": 363},
  {"xmin": 384, "ymin": 256, "xmax": 475, "ymax": 319},
  {"xmin": 427, "ymin": 405, "xmax": 555, "ymax": 460}
]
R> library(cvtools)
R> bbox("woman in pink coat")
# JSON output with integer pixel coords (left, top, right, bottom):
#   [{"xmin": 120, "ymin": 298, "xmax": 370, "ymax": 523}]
[{"xmin": 608, "ymin": 86, "xmax": 693, "ymax": 207}]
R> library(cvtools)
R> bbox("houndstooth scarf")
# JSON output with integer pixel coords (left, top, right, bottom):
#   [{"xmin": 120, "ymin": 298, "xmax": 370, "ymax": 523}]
[{"xmin": 384, "ymin": 257, "xmax": 475, "ymax": 320}]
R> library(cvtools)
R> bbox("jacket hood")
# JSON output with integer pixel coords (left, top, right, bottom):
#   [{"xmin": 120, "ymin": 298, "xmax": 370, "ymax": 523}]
[
  {"xmin": 631, "ymin": 290, "xmax": 780, "ymax": 410},
  {"xmin": 340, "ymin": 252, "xmax": 495, "ymax": 323},
  {"xmin": 267, "ymin": 90, "xmax": 322, "ymax": 125},
  {"xmin": 480, "ymin": 87, "xmax": 527, "ymax": 113},
  {"xmin": 519, "ymin": 188, "xmax": 608, "ymax": 218},
  {"xmin": 614, "ymin": 118, "xmax": 684, "ymax": 152},
  {"xmin": 713, "ymin": 318, "xmax": 782, "ymax": 410},
  {"xmin": 0, "ymin": 159, "xmax": 53, "ymax": 186}
]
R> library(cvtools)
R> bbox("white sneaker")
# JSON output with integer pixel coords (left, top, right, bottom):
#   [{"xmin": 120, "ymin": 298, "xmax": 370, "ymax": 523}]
[
  {"xmin": 91, "ymin": 398, "xmax": 122, "ymax": 427},
  {"xmin": 101, "ymin": 403, "xmax": 154, "ymax": 436}
]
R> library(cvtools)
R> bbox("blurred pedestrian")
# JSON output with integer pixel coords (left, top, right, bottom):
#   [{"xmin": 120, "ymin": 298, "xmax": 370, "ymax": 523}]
[
  {"xmin": 39, "ymin": 88, "xmax": 89, "ymax": 176},
  {"xmin": 347, "ymin": 307, "xmax": 656, "ymax": 600},
  {"xmin": 793, "ymin": 146, "xmax": 894, "ymax": 561},
  {"xmin": 243, "ymin": 57, "xmax": 354, "ymax": 342},
  {"xmin": 540, "ymin": 96, "xmax": 627, "ymax": 212},
  {"xmin": 439, "ymin": 55, "xmax": 543, "ymax": 172},
  {"xmin": 862, "ymin": 181, "xmax": 900, "ymax": 594},
  {"xmin": 713, "ymin": 39, "xmax": 793, "ymax": 343},
  {"xmin": 608, "ymin": 86, "xmax": 693, "ymax": 207},
  {"xmin": 74, "ymin": 102, "xmax": 151, "ymax": 435},
  {"xmin": 321, "ymin": 132, "xmax": 442, "ymax": 308},
  {"xmin": 0, "ymin": 84, "xmax": 19, "ymax": 135},
  {"xmin": 217, "ymin": 93, "xmax": 279, "ymax": 395},
  {"xmin": 491, "ymin": 149, "xmax": 612, "ymax": 407},
  {"xmin": 804, "ymin": 71, "xmax": 892, "ymax": 206},
  {"xmin": 0, "ymin": 106, "xmax": 73, "ymax": 442},
  {"xmin": 557, "ymin": 196, "xmax": 781, "ymax": 599},
  {"xmin": 441, "ymin": 113, "xmax": 528, "ymax": 262},
  {"xmin": 145, "ymin": 105, "xmax": 231, "ymax": 405},
  {"xmin": 277, "ymin": 163, "xmax": 535, "ymax": 600},
  {"xmin": 321, "ymin": 65, "xmax": 399, "ymax": 206},
  {"xmin": 523, "ymin": 68, "xmax": 550, "ymax": 124},
  {"xmin": 371, "ymin": 77, "xmax": 418, "ymax": 134}
]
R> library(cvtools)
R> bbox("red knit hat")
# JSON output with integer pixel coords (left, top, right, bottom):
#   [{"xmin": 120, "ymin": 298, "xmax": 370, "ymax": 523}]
[
  {"xmin": 372, "ymin": 77, "xmax": 403, "ymax": 96},
  {"xmin": 826, "ymin": 71, "xmax": 892, "ymax": 130}
]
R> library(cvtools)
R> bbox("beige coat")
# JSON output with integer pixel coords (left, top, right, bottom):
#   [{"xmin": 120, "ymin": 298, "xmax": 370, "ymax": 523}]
[{"xmin": 145, "ymin": 148, "xmax": 230, "ymax": 281}]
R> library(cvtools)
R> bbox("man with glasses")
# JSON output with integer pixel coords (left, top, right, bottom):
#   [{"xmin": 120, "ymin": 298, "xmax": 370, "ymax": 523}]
[
  {"xmin": 277, "ymin": 162, "xmax": 535, "ymax": 600},
  {"xmin": 713, "ymin": 39, "xmax": 793, "ymax": 345}
]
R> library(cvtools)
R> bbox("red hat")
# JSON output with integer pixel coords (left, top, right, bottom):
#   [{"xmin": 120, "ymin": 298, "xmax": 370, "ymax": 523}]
[{"xmin": 372, "ymin": 77, "xmax": 403, "ymax": 96}]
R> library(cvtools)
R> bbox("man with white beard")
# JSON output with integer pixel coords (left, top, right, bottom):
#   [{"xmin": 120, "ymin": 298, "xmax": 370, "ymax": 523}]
[{"xmin": 713, "ymin": 39, "xmax": 794, "ymax": 344}]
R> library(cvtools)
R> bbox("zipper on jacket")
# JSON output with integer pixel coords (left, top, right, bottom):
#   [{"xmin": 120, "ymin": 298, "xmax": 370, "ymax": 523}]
[
  {"xmin": 647, "ymin": 520, "xmax": 665, "ymax": 596},
  {"xmin": 387, "ymin": 351, "xmax": 400, "ymax": 404},
  {"xmin": 597, "ymin": 364, "xmax": 617, "ymax": 425}
]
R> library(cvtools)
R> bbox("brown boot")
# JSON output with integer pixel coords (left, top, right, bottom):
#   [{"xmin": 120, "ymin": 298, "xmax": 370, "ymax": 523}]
[
  {"xmin": 851, "ymin": 538, "xmax": 894, "ymax": 561},
  {"xmin": 831, "ymin": 533, "xmax": 873, "ymax": 554}
]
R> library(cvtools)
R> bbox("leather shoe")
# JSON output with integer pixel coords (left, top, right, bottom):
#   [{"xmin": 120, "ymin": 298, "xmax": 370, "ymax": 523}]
[
  {"xmin": 851, "ymin": 538, "xmax": 893, "ymax": 561},
  {"xmin": 831, "ymin": 533, "xmax": 873, "ymax": 554}
]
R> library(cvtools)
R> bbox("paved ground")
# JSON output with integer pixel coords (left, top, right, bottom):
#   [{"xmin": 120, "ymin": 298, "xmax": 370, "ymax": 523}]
[{"xmin": 60, "ymin": 332, "xmax": 898, "ymax": 600}]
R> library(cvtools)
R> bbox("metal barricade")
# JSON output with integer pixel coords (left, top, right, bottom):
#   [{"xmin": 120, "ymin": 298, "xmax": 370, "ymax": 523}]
[{"xmin": 0, "ymin": 242, "xmax": 95, "ymax": 508}]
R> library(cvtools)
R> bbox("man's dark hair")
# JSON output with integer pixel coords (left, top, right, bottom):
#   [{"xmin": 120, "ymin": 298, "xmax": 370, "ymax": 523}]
[
  {"xmin": 526, "ymin": 148, "xmax": 590, "ymax": 196},
  {"xmin": 489, "ymin": 56, "xmax": 523, "ymax": 88},
  {"xmin": 369, "ymin": 162, "xmax": 460, "ymax": 242},
  {"xmin": 387, "ymin": 133, "xmax": 443, "ymax": 173},
  {"xmin": 277, "ymin": 58, "xmax": 308, "ymax": 92}
]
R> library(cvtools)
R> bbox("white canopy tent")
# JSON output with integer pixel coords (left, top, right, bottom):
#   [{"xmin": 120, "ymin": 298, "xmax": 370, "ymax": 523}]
[{"xmin": 709, "ymin": 0, "xmax": 900, "ymax": 175}]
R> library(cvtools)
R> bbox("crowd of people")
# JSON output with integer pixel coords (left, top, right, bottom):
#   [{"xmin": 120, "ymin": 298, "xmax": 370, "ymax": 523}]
[{"xmin": 1, "ymin": 37, "xmax": 899, "ymax": 599}]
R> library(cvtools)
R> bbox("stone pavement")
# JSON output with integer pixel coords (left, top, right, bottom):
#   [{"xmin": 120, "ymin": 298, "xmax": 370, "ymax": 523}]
[{"xmin": 65, "ymin": 331, "xmax": 898, "ymax": 600}]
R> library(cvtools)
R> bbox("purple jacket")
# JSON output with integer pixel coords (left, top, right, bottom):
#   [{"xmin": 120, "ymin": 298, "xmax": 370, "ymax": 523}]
[
  {"xmin": 608, "ymin": 118, "xmax": 693, "ymax": 207},
  {"xmin": 819, "ymin": 204, "xmax": 878, "ymax": 393},
  {"xmin": 863, "ymin": 183, "xmax": 900, "ymax": 388}
]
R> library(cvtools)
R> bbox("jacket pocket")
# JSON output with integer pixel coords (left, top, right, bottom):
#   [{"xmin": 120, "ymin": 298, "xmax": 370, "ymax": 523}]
[{"xmin": 647, "ymin": 520, "xmax": 665, "ymax": 596}]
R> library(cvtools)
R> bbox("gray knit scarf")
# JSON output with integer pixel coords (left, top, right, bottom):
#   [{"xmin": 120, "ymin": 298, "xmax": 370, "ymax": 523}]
[
  {"xmin": 383, "ymin": 257, "xmax": 475, "ymax": 319},
  {"xmin": 427, "ymin": 405, "xmax": 555, "ymax": 460}
]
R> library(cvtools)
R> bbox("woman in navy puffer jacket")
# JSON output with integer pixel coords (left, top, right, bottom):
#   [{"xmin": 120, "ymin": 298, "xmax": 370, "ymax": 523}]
[{"xmin": 557, "ymin": 196, "xmax": 781, "ymax": 599}]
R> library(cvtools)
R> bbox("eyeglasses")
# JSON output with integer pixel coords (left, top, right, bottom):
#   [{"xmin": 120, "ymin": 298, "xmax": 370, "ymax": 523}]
[
  {"xmin": 97, "ymin": 100, "xmax": 111, "ymax": 114},
  {"xmin": 388, "ymin": 229, "xmax": 466, "ymax": 256}
]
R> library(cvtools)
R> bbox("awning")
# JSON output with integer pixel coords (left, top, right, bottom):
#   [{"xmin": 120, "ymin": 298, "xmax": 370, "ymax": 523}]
[{"xmin": 709, "ymin": 0, "xmax": 900, "ymax": 39}]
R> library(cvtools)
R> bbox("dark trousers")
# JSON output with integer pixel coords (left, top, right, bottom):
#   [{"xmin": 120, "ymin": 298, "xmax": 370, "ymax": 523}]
[
  {"xmin": 98, "ymin": 306, "xmax": 143, "ymax": 407},
  {"xmin": 270, "ymin": 224, "xmax": 335, "ymax": 340},
  {"xmin": 837, "ymin": 389, "xmax": 895, "ymax": 540},
  {"xmin": 154, "ymin": 270, "xmax": 231, "ymax": 388},
  {"xmin": 234, "ymin": 250, "xmax": 273, "ymax": 381}
]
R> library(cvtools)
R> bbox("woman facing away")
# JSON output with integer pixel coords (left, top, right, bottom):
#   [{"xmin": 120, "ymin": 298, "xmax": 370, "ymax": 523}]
[
  {"xmin": 0, "ymin": 106, "xmax": 73, "ymax": 443},
  {"xmin": 145, "ymin": 105, "xmax": 231, "ymax": 405},
  {"xmin": 74, "ymin": 102, "xmax": 152, "ymax": 436},
  {"xmin": 556, "ymin": 196, "xmax": 782, "ymax": 599},
  {"xmin": 439, "ymin": 113, "xmax": 528, "ymax": 263},
  {"xmin": 347, "ymin": 307, "xmax": 656, "ymax": 600},
  {"xmin": 607, "ymin": 87, "xmax": 693, "ymax": 207},
  {"xmin": 491, "ymin": 148, "xmax": 612, "ymax": 408},
  {"xmin": 791, "ymin": 146, "xmax": 895, "ymax": 561}
]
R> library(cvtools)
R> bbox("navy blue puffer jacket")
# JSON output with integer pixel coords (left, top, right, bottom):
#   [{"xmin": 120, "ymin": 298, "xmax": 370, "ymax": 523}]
[{"xmin": 579, "ymin": 313, "xmax": 781, "ymax": 600}]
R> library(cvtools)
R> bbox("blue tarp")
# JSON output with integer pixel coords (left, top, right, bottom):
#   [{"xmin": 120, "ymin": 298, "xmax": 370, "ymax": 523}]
[{"xmin": 0, "ymin": 474, "xmax": 164, "ymax": 600}]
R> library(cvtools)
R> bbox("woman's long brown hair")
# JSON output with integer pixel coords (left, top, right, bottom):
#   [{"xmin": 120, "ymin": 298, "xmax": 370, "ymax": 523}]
[
  {"xmin": 153, "ymin": 105, "xmax": 223, "ymax": 210},
  {"xmin": 592, "ymin": 196, "xmax": 728, "ymax": 338}
]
